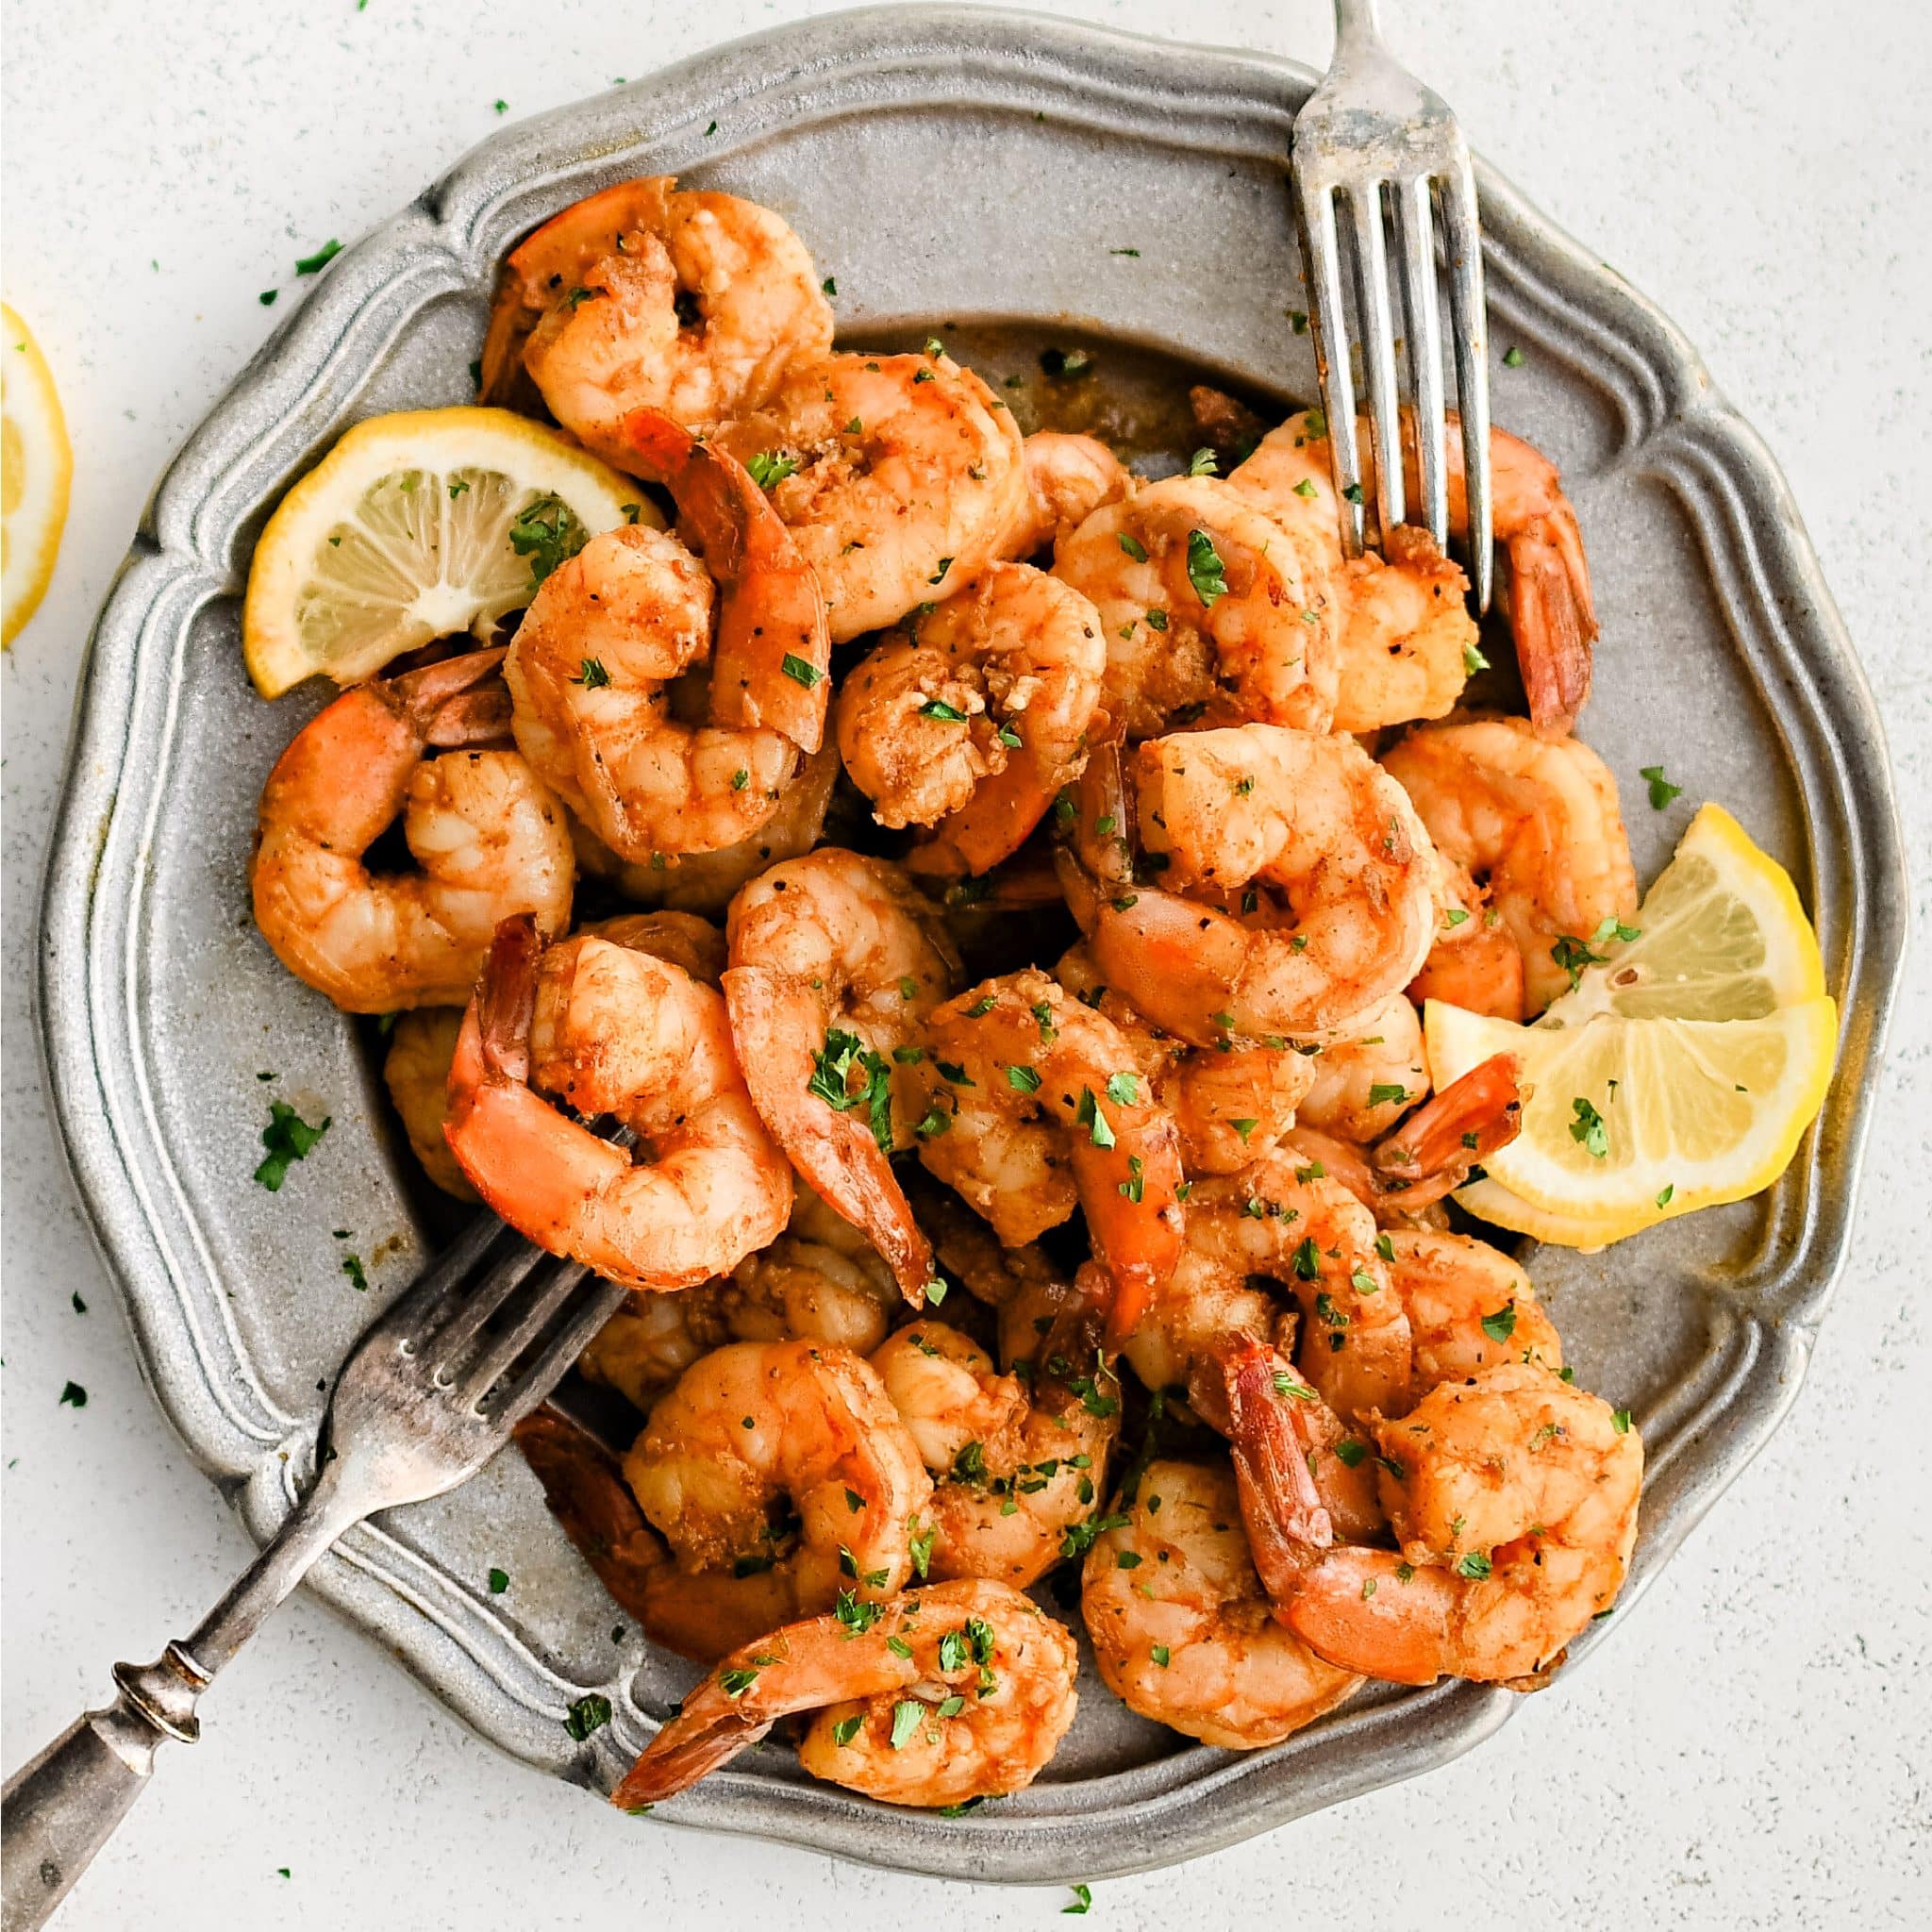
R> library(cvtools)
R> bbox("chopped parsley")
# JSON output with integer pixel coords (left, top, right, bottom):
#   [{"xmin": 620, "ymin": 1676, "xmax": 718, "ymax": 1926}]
[
  {"xmin": 1640, "ymin": 763, "xmax": 1683, "ymax": 810},
  {"xmin": 1187, "ymin": 447, "xmax": 1219, "ymax": 477},
  {"xmin": 1480, "ymin": 1301, "xmax": 1517, "ymax": 1342},
  {"xmin": 488, "ymin": 1567, "xmax": 509, "ymax": 1594},
  {"xmin": 1064, "ymin": 1884, "xmax": 1093, "ymax": 1915},
  {"xmin": 921, "ymin": 698, "xmax": 968, "ymax": 723},
  {"xmin": 563, "ymin": 1692, "xmax": 612, "ymax": 1740},
  {"xmin": 889, "ymin": 1699, "xmax": 924, "ymax": 1749},
  {"xmin": 572, "ymin": 658, "xmax": 610, "ymax": 689},
  {"xmin": 1456, "ymin": 1551, "xmax": 1493, "ymax": 1579},
  {"xmin": 294, "ymin": 240, "xmax": 341, "ymax": 275},
  {"xmin": 341, "ymin": 1254, "xmax": 369, "ymax": 1293},
  {"xmin": 1367, "ymin": 1082, "xmax": 1409, "ymax": 1108},
  {"xmin": 254, "ymin": 1101, "xmax": 330, "ymax": 1191},
  {"xmin": 1502, "ymin": 345, "xmax": 1525, "ymax": 368},
  {"xmin": 745, "ymin": 449, "xmax": 799, "ymax": 491},
  {"xmin": 808, "ymin": 1027, "xmax": 894, "ymax": 1153},
  {"xmin": 1117, "ymin": 531, "xmax": 1149, "ymax": 563},
  {"xmin": 508, "ymin": 494, "xmax": 589, "ymax": 590},
  {"xmin": 59, "ymin": 1381, "xmax": 88, "ymax": 1408},
  {"xmin": 1569, "ymin": 1097, "xmax": 1610, "ymax": 1159},
  {"xmin": 1185, "ymin": 528, "xmax": 1227, "ymax": 606},
  {"xmin": 780, "ymin": 652, "xmax": 823, "ymax": 688},
  {"xmin": 832, "ymin": 1715, "xmax": 862, "ymax": 1746}
]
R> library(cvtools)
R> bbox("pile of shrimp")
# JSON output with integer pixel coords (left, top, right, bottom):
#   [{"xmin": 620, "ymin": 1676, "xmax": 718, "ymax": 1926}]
[{"xmin": 249, "ymin": 175, "xmax": 1647, "ymax": 1811}]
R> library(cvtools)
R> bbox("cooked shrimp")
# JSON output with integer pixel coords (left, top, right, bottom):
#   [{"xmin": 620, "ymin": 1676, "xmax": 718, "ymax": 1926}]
[
  {"xmin": 621, "ymin": 1339, "xmax": 932, "ymax": 1625},
  {"xmin": 251, "ymin": 650, "xmax": 574, "ymax": 1012},
  {"xmin": 1406, "ymin": 869, "xmax": 1528, "ymax": 1022},
  {"xmin": 482, "ymin": 175, "xmax": 834, "ymax": 455},
  {"xmin": 1279, "ymin": 1363, "xmax": 1642, "ymax": 1687},
  {"xmin": 1065, "ymin": 724, "xmax": 1438, "ymax": 1046},
  {"xmin": 870, "ymin": 1306, "xmax": 1120, "ymax": 1588},
  {"xmin": 506, "ymin": 411, "xmax": 828, "ymax": 861},
  {"xmin": 1081, "ymin": 1459, "xmax": 1359, "ymax": 1749},
  {"xmin": 1234, "ymin": 408, "xmax": 1597, "ymax": 735},
  {"xmin": 1229, "ymin": 414, "xmax": 1476, "ymax": 734},
  {"xmin": 515, "ymin": 1403, "xmax": 797, "ymax": 1665},
  {"xmin": 1001, "ymin": 431, "xmax": 1131, "ymax": 558},
  {"xmin": 1120, "ymin": 1149, "xmax": 1409, "ymax": 1434},
  {"xmin": 1379, "ymin": 716, "xmax": 1637, "ymax": 1016},
  {"xmin": 445, "ymin": 915, "xmax": 791, "ymax": 1291},
  {"xmin": 711, "ymin": 348, "xmax": 1025, "ymax": 642},
  {"xmin": 1286, "ymin": 1049, "xmax": 1524, "ymax": 1228},
  {"xmin": 1294, "ymin": 992, "xmax": 1429, "ymax": 1142},
  {"xmin": 610, "ymin": 1578, "xmax": 1078, "ymax": 1809},
  {"xmin": 576, "ymin": 1191, "xmax": 900, "ymax": 1412},
  {"xmin": 566, "ymin": 739, "xmax": 840, "ymax": 915},
  {"xmin": 723, "ymin": 850, "xmax": 961, "ymax": 1301},
  {"xmin": 911, "ymin": 968, "xmax": 1185, "ymax": 1338},
  {"xmin": 381, "ymin": 1008, "xmax": 477, "ymax": 1200},
  {"xmin": 1055, "ymin": 941, "xmax": 1317, "ymax": 1174},
  {"xmin": 1385, "ymin": 1229, "xmax": 1563, "ymax": 1389},
  {"xmin": 836, "ymin": 562, "xmax": 1106, "ymax": 876},
  {"xmin": 1051, "ymin": 475, "xmax": 1339, "ymax": 740}
]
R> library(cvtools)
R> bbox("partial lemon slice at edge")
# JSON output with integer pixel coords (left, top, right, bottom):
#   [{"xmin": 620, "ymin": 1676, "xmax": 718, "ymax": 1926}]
[
  {"xmin": 242, "ymin": 406, "xmax": 653, "ymax": 698},
  {"xmin": 2, "ymin": 305, "xmax": 74, "ymax": 647}
]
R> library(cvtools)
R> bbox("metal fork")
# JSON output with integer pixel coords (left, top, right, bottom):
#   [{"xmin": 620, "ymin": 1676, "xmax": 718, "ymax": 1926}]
[
  {"xmin": 1291, "ymin": 0, "xmax": 1493, "ymax": 609},
  {"xmin": 0, "ymin": 1216, "xmax": 627, "ymax": 1932}
]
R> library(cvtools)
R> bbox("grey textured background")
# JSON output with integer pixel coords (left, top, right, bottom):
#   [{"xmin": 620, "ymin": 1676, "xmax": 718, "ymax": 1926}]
[{"xmin": 3, "ymin": 2, "xmax": 1927, "ymax": 1926}]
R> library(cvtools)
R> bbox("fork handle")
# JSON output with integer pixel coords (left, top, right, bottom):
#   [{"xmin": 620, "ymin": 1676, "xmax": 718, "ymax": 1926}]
[{"xmin": 0, "ymin": 1468, "xmax": 365, "ymax": 1930}]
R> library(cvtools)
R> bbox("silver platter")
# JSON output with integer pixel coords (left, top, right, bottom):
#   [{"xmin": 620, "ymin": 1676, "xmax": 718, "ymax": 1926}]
[{"xmin": 37, "ymin": 3, "xmax": 1908, "ymax": 1882}]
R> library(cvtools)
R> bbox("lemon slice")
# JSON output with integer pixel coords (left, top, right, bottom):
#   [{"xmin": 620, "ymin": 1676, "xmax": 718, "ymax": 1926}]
[
  {"xmin": 242, "ymin": 407, "xmax": 653, "ymax": 697},
  {"xmin": 1424, "ymin": 805, "xmax": 1838, "ymax": 1245},
  {"xmin": 1540, "ymin": 803, "xmax": 1824, "ymax": 1024},
  {"xmin": 2, "ymin": 306, "xmax": 74, "ymax": 647}
]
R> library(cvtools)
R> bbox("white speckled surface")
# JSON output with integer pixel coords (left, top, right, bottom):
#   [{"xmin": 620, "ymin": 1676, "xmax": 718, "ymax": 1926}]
[{"xmin": 3, "ymin": 2, "xmax": 1927, "ymax": 1925}]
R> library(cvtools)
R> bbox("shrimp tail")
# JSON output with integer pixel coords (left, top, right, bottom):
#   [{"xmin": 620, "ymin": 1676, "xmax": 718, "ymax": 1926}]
[
  {"xmin": 723, "ymin": 963, "xmax": 936, "ymax": 1306},
  {"xmin": 384, "ymin": 645, "xmax": 509, "ymax": 738},
  {"xmin": 1506, "ymin": 513, "xmax": 1596, "ymax": 738},
  {"xmin": 619, "ymin": 406, "xmax": 831, "ymax": 753},
  {"xmin": 1219, "ymin": 1336, "xmax": 1333, "ymax": 1617},
  {"xmin": 513, "ymin": 1406, "xmax": 669, "ymax": 1626},
  {"xmin": 1282, "ymin": 1547, "xmax": 1463, "ymax": 1686},
  {"xmin": 1372, "ymin": 1050, "xmax": 1522, "ymax": 1208},
  {"xmin": 476, "ymin": 913, "xmax": 542, "ymax": 1085},
  {"xmin": 610, "ymin": 1695, "xmax": 778, "ymax": 1809}
]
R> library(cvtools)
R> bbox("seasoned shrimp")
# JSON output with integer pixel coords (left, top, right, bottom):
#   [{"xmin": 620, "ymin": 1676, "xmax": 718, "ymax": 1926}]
[
  {"xmin": 1278, "ymin": 1363, "xmax": 1642, "ymax": 1687},
  {"xmin": 445, "ymin": 915, "xmax": 791, "ymax": 1291},
  {"xmin": 911, "ymin": 967, "xmax": 1185, "ymax": 1338},
  {"xmin": 1294, "ymin": 992, "xmax": 1429, "ymax": 1142},
  {"xmin": 622, "ymin": 1340, "xmax": 932, "ymax": 1624},
  {"xmin": 482, "ymin": 175, "xmax": 834, "ymax": 455},
  {"xmin": 836, "ymin": 562, "xmax": 1106, "ymax": 876},
  {"xmin": 1082, "ymin": 1459, "xmax": 1359, "ymax": 1749},
  {"xmin": 723, "ymin": 850, "xmax": 961, "ymax": 1301},
  {"xmin": 1228, "ymin": 414, "xmax": 1476, "ymax": 734},
  {"xmin": 711, "ymin": 348, "xmax": 1026, "ymax": 642},
  {"xmin": 610, "ymin": 1579, "xmax": 1079, "ymax": 1809},
  {"xmin": 1121, "ymin": 1149, "xmax": 1409, "ymax": 1435},
  {"xmin": 381, "ymin": 1008, "xmax": 477, "ymax": 1200},
  {"xmin": 515, "ymin": 1403, "xmax": 798, "ymax": 1665},
  {"xmin": 1234, "ymin": 408, "xmax": 1597, "ymax": 735},
  {"xmin": 506, "ymin": 413, "xmax": 829, "ymax": 863},
  {"xmin": 1051, "ymin": 475, "xmax": 1339, "ymax": 740},
  {"xmin": 1055, "ymin": 941, "xmax": 1317, "ymax": 1174},
  {"xmin": 252, "ymin": 649, "xmax": 574, "ymax": 1012},
  {"xmin": 1385, "ymin": 1229, "xmax": 1563, "ymax": 1388},
  {"xmin": 577, "ymin": 1191, "xmax": 901, "ymax": 1411},
  {"xmin": 1001, "ymin": 431, "xmax": 1131, "ymax": 558},
  {"xmin": 566, "ymin": 739, "xmax": 839, "ymax": 916},
  {"xmin": 1380, "ymin": 715, "xmax": 1637, "ymax": 1016},
  {"xmin": 870, "ymin": 1305, "xmax": 1120, "ymax": 1588},
  {"xmin": 1065, "ymin": 725, "xmax": 1438, "ymax": 1046}
]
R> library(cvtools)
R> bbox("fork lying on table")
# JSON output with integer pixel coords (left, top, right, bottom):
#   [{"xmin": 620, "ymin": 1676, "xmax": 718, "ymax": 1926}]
[
  {"xmin": 0, "ymin": 1214, "xmax": 626, "ymax": 1932},
  {"xmin": 1291, "ymin": 0, "xmax": 1493, "ymax": 608}
]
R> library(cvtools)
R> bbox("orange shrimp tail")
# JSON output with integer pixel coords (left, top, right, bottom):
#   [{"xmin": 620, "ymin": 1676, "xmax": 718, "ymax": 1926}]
[
  {"xmin": 1372, "ymin": 1051, "xmax": 1522, "ymax": 1208},
  {"xmin": 610, "ymin": 1703, "xmax": 776, "ymax": 1810},
  {"xmin": 1283, "ymin": 1548, "xmax": 1460, "ymax": 1686},
  {"xmin": 476, "ymin": 914, "xmax": 542, "ymax": 1085},
  {"xmin": 1220, "ymin": 1335, "xmax": 1333, "ymax": 1548},
  {"xmin": 722, "ymin": 964, "xmax": 936, "ymax": 1305},
  {"xmin": 620, "ymin": 405, "xmax": 830, "ymax": 754},
  {"xmin": 1507, "ymin": 515, "xmax": 1596, "ymax": 738},
  {"xmin": 384, "ymin": 644, "xmax": 508, "ymax": 738},
  {"xmin": 513, "ymin": 1407, "xmax": 669, "ymax": 1627}
]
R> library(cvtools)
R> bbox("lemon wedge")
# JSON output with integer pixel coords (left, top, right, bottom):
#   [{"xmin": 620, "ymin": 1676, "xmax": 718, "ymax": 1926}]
[
  {"xmin": 1539, "ymin": 803, "xmax": 1826, "ymax": 1024},
  {"xmin": 1425, "ymin": 804, "xmax": 1838, "ymax": 1244},
  {"xmin": 242, "ymin": 407, "xmax": 653, "ymax": 697},
  {"xmin": 2, "ymin": 305, "xmax": 74, "ymax": 647}
]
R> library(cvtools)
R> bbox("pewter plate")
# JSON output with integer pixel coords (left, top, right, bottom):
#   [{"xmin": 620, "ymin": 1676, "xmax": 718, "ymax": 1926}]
[{"xmin": 38, "ymin": 3, "xmax": 1908, "ymax": 1883}]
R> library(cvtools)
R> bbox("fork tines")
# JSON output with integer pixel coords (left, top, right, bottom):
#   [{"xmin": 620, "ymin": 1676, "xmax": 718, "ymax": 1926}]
[{"xmin": 1292, "ymin": 116, "xmax": 1493, "ymax": 611}]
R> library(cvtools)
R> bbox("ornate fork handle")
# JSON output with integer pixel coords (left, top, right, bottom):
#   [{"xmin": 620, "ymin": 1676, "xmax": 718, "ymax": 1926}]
[{"xmin": 0, "ymin": 1461, "xmax": 367, "ymax": 1931}]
